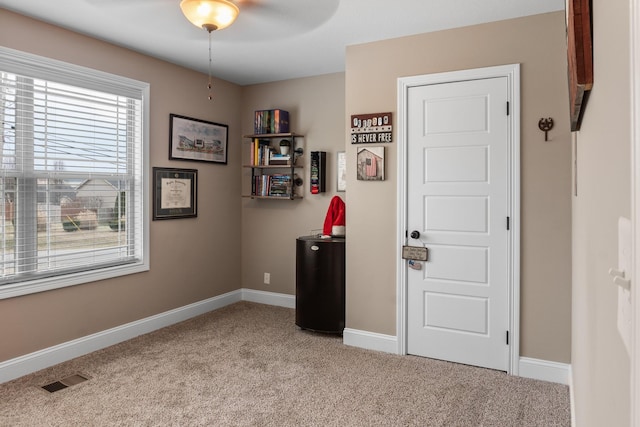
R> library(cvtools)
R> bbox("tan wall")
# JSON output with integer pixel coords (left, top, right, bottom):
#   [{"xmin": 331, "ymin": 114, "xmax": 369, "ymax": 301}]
[
  {"xmin": 240, "ymin": 74, "xmax": 346, "ymax": 294},
  {"xmin": 1, "ymin": 8, "xmax": 574, "ymax": 371},
  {"xmin": 571, "ymin": 0, "xmax": 631, "ymax": 425},
  {"xmin": 345, "ymin": 12, "xmax": 573, "ymax": 363},
  {"xmin": 0, "ymin": 10, "xmax": 242, "ymax": 362}
]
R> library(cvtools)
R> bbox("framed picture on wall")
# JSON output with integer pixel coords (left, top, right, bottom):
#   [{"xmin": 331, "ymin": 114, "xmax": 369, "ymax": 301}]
[
  {"xmin": 169, "ymin": 114, "xmax": 228, "ymax": 164},
  {"xmin": 356, "ymin": 146, "xmax": 384, "ymax": 181},
  {"xmin": 337, "ymin": 151, "xmax": 346, "ymax": 191},
  {"xmin": 152, "ymin": 167, "xmax": 198, "ymax": 220}
]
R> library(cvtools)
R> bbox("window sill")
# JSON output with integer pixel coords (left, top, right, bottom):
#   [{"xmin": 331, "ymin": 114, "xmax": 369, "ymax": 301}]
[{"xmin": 0, "ymin": 260, "xmax": 149, "ymax": 300}]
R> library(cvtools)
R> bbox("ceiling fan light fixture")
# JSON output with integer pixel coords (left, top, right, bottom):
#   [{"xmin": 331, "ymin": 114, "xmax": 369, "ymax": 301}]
[{"xmin": 180, "ymin": 0, "xmax": 240, "ymax": 32}]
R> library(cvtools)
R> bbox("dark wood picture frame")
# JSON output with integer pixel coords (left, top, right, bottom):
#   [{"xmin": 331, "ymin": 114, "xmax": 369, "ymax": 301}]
[
  {"xmin": 567, "ymin": 0, "xmax": 593, "ymax": 131},
  {"xmin": 169, "ymin": 114, "xmax": 228, "ymax": 164},
  {"xmin": 152, "ymin": 167, "xmax": 198, "ymax": 220}
]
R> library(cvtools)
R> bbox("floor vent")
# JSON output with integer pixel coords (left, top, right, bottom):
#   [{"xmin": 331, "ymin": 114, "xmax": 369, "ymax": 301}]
[{"xmin": 41, "ymin": 374, "xmax": 89, "ymax": 393}]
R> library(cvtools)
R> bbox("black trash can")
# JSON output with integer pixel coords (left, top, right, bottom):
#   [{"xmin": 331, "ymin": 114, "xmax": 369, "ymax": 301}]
[{"xmin": 295, "ymin": 235, "xmax": 345, "ymax": 334}]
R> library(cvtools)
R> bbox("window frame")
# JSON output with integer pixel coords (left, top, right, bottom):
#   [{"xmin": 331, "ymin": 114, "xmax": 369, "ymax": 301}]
[{"xmin": 0, "ymin": 47, "xmax": 150, "ymax": 300}]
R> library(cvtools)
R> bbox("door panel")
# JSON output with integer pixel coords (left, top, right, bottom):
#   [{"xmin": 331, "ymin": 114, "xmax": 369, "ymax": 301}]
[
  {"xmin": 425, "ymin": 196, "xmax": 488, "ymax": 233},
  {"xmin": 425, "ymin": 293, "xmax": 488, "ymax": 334},
  {"xmin": 407, "ymin": 77, "xmax": 509, "ymax": 371},
  {"xmin": 425, "ymin": 146, "xmax": 488, "ymax": 182},
  {"xmin": 425, "ymin": 95, "xmax": 489, "ymax": 134},
  {"xmin": 423, "ymin": 245, "xmax": 488, "ymax": 284}
]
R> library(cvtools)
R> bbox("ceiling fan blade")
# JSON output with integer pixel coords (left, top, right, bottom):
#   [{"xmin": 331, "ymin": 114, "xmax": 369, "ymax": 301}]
[
  {"xmin": 216, "ymin": 0, "xmax": 339, "ymax": 42},
  {"xmin": 82, "ymin": 0, "xmax": 339, "ymax": 43},
  {"xmin": 84, "ymin": 0, "xmax": 173, "ymax": 5}
]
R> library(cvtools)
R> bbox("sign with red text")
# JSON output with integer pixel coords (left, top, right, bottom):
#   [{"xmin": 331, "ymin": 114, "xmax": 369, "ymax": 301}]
[{"xmin": 350, "ymin": 112, "xmax": 392, "ymax": 144}]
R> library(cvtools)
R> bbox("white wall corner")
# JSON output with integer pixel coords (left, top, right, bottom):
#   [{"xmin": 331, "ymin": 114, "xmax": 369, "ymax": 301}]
[
  {"xmin": 519, "ymin": 356, "xmax": 571, "ymax": 385},
  {"xmin": 240, "ymin": 288, "xmax": 295, "ymax": 309},
  {"xmin": 343, "ymin": 328, "xmax": 399, "ymax": 354}
]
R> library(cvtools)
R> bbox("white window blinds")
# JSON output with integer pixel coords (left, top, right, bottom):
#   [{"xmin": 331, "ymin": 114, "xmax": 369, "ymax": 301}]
[{"xmin": 0, "ymin": 47, "xmax": 149, "ymax": 298}]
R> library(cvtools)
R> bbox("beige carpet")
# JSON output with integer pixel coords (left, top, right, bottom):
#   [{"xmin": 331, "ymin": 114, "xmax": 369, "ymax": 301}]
[{"xmin": 0, "ymin": 302, "xmax": 570, "ymax": 426}]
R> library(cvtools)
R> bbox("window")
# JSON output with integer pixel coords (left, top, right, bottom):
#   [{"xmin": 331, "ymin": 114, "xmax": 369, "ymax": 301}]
[{"xmin": 0, "ymin": 47, "xmax": 149, "ymax": 299}]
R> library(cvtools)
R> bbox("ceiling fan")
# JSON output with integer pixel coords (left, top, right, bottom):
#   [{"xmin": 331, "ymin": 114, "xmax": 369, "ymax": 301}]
[
  {"xmin": 83, "ymin": 0, "xmax": 339, "ymax": 98},
  {"xmin": 82, "ymin": 0, "xmax": 340, "ymax": 42}
]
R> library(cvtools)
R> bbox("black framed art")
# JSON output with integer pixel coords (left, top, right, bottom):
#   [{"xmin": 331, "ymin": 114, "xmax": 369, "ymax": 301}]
[
  {"xmin": 152, "ymin": 167, "xmax": 197, "ymax": 220},
  {"xmin": 169, "ymin": 114, "xmax": 228, "ymax": 164}
]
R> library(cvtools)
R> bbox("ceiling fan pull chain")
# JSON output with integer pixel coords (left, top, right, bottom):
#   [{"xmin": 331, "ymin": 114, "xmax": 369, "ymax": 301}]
[{"xmin": 208, "ymin": 30, "xmax": 214, "ymax": 101}]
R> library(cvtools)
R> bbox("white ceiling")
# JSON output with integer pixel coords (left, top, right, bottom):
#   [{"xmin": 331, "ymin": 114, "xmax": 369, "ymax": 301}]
[{"xmin": 0, "ymin": 0, "xmax": 565, "ymax": 86}]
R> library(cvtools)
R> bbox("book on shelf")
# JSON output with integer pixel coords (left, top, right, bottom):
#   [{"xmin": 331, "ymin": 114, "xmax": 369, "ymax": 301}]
[
  {"xmin": 268, "ymin": 174, "xmax": 292, "ymax": 197},
  {"xmin": 251, "ymin": 138, "xmax": 272, "ymax": 166},
  {"xmin": 252, "ymin": 174, "xmax": 292, "ymax": 197},
  {"xmin": 253, "ymin": 109, "xmax": 290, "ymax": 135}
]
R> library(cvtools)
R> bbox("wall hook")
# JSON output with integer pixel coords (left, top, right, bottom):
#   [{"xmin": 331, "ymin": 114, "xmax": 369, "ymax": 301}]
[{"xmin": 538, "ymin": 117, "xmax": 554, "ymax": 141}]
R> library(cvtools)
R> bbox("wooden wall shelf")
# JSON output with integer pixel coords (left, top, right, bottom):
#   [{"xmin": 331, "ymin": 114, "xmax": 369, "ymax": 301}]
[{"xmin": 567, "ymin": 0, "xmax": 593, "ymax": 131}]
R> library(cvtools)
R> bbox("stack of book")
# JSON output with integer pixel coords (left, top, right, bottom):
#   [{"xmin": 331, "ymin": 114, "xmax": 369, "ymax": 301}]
[
  {"xmin": 254, "ymin": 109, "xmax": 289, "ymax": 135},
  {"xmin": 269, "ymin": 153, "xmax": 291, "ymax": 165},
  {"xmin": 268, "ymin": 174, "xmax": 292, "ymax": 197},
  {"xmin": 252, "ymin": 174, "xmax": 292, "ymax": 197}
]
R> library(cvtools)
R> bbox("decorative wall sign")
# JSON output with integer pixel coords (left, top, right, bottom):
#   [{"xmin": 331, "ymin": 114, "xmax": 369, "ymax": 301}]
[
  {"xmin": 402, "ymin": 245, "xmax": 429, "ymax": 261},
  {"xmin": 351, "ymin": 112, "xmax": 392, "ymax": 144}
]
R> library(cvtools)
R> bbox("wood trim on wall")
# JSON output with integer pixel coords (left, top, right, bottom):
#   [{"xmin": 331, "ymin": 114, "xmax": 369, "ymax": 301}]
[
  {"xmin": 631, "ymin": 0, "xmax": 639, "ymax": 424},
  {"xmin": 567, "ymin": 0, "xmax": 594, "ymax": 131}
]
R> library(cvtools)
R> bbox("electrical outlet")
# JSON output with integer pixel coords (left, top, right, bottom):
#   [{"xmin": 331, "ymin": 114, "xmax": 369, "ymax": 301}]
[{"xmin": 263, "ymin": 272, "xmax": 270, "ymax": 285}]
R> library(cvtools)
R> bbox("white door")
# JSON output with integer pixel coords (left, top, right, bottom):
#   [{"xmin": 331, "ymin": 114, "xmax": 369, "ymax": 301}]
[{"xmin": 406, "ymin": 77, "xmax": 510, "ymax": 371}]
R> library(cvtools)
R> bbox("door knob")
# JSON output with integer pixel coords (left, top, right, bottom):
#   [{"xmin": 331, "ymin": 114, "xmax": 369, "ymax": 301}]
[{"xmin": 410, "ymin": 230, "xmax": 420, "ymax": 239}]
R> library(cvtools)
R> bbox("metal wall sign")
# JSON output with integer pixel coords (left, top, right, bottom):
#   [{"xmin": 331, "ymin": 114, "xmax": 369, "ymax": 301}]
[
  {"xmin": 351, "ymin": 112, "xmax": 392, "ymax": 144},
  {"xmin": 402, "ymin": 245, "xmax": 428, "ymax": 261}
]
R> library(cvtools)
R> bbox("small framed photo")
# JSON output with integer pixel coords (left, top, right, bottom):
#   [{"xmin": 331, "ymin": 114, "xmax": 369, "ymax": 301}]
[
  {"xmin": 337, "ymin": 151, "xmax": 346, "ymax": 192},
  {"xmin": 357, "ymin": 146, "xmax": 385, "ymax": 181},
  {"xmin": 169, "ymin": 114, "xmax": 228, "ymax": 164},
  {"xmin": 153, "ymin": 167, "xmax": 197, "ymax": 220}
]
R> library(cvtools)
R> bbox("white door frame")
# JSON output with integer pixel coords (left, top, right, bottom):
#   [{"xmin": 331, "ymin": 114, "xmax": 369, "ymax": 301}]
[
  {"xmin": 396, "ymin": 64, "xmax": 521, "ymax": 374},
  {"xmin": 630, "ymin": 0, "xmax": 639, "ymax": 423}
]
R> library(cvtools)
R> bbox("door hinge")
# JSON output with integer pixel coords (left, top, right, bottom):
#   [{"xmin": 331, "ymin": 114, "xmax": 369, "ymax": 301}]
[
  {"xmin": 506, "ymin": 101, "xmax": 510, "ymax": 116},
  {"xmin": 506, "ymin": 331, "xmax": 510, "ymax": 345},
  {"xmin": 506, "ymin": 216, "xmax": 510, "ymax": 230}
]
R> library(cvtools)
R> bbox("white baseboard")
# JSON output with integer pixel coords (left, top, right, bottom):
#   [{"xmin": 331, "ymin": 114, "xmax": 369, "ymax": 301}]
[
  {"xmin": 240, "ymin": 288, "xmax": 295, "ymax": 309},
  {"xmin": 518, "ymin": 356, "xmax": 570, "ymax": 385},
  {"xmin": 0, "ymin": 290, "xmax": 242, "ymax": 384},
  {"xmin": 343, "ymin": 328, "xmax": 571, "ymax": 386},
  {"xmin": 343, "ymin": 328, "xmax": 398, "ymax": 354},
  {"xmin": 1, "ymin": 291, "xmax": 571, "ymax": 389},
  {"xmin": 569, "ymin": 365, "xmax": 576, "ymax": 427},
  {"xmin": 0, "ymin": 289, "xmax": 297, "ymax": 384}
]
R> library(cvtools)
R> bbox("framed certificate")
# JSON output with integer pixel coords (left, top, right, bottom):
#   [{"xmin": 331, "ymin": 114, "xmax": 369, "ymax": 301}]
[{"xmin": 152, "ymin": 167, "xmax": 197, "ymax": 220}]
